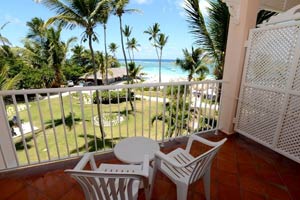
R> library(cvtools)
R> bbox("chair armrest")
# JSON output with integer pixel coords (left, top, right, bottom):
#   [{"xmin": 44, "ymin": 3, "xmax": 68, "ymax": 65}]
[
  {"xmin": 141, "ymin": 154, "xmax": 150, "ymax": 177},
  {"xmin": 155, "ymin": 151, "xmax": 184, "ymax": 168},
  {"xmin": 73, "ymin": 152, "xmax": 96, "ymax": 170},
  {"xmin": 186, "ymin": 134, "xmax": 227, "ymax": 152}
]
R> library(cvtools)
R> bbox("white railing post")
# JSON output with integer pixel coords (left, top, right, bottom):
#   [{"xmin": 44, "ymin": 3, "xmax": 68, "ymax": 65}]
[{"xmin": 0, "ymin": 98, "xmax": 18, "ymax": 169}]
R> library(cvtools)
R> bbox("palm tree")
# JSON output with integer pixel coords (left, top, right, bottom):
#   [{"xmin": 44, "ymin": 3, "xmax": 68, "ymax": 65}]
[
  {"xmin": 26, "ymin": 17, "xmax": 46, "ymax": 44},
  {"xmin": 127, "ymin": 37, "xmax": 140, "ymax": 63},
  {"xmin": 184, "ymin": 0, "xmax": 229, "ymax": 80},
  {"xmin": 46, "ymin": 26, "xmax": 77, "ymax": 87},
  {"xmin": 144, "ymin": 23, "xmax": 168, "ymax": 83},
  {"xmin": 144, "ymin": 23, "xmax": 160, "ymax": 58},
  {"xmin": 128, "ymin": 62, "xmax": 143, "ymax": 84},
  {"xmin": 0, "ymin": 65, "xmax": 21, "ymax": 91},
  {"xmin": 112, "ymin": 0, "xmax": 139, "ymax": 110},
  {"xmin": 71, "ymin": 45, "xmax": 90, "ymax": 68},
  {"xmin": 176, "ymin": 47, "xmax": 209, "ymax": 81},
  {"xmin": 41, "ymin": 0, "xmax": 108, "ymax": 140},
  {"xmin": 108, "ymin": 42, "xmax": 118, "ymax": 57},
  {"xmin": 123, "ymin": 25, "xmax": 132, "ymax": 61},
  {"xmin": 94, "ymin": 51, "xmax": 106, "ymax": 83},
  {"xmin": 0, "ymin": 22, "xmax": 12, "ymax": 54},
  {"xmin": 157, "ymin": 33, "xmax": 168, "ymax": 83},
  {"xmin": 108, "ymin": 42, "xmax": 118, "ymax": 68},
  {"xmin": 98, "ymin": 1, "xmax": 111, "ymax": 85},
  {"xmin": 24, "ymin": 18, "xmax": 76, "ymax": 87}
]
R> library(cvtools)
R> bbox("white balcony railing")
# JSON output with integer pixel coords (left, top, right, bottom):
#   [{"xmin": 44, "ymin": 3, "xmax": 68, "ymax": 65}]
[{"xmin": 0, "ymin": 80, "xmax": 223, "ymax": 170}]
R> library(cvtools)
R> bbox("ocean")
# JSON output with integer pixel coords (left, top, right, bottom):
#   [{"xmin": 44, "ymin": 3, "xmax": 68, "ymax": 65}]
[{"xmin": 119, "ymin": 59, "xmax": 215, "ymax": 81}]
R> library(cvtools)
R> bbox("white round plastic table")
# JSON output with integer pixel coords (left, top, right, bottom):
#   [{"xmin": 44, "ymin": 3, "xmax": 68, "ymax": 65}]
[{"xmin": 114, "ymin": 136, "xmax": 160, "ymax": 164}]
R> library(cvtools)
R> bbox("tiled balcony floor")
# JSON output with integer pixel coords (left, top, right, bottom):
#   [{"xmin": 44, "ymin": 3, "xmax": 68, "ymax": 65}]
[{"xmin": 1, "ymin": 132, "xmax": 300, "ymax": 200}]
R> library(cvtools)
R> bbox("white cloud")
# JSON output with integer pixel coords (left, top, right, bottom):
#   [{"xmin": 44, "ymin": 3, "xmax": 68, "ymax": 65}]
[{"xmin": 134, "ymin": 0, "xmax": 153, "ymax": 4}]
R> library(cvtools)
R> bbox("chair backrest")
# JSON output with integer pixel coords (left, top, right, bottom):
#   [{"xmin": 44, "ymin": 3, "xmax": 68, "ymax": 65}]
[
  {"xmin": 186, "ymin": 137, "xmax": 226, "ymax": 184},
  {"xmin": 65, "ymin": 153, "xmax": 150, "ymax": 200},
  {"xmin": 65, "ymin": 170, "xmax": 146, "ymax": 200}
]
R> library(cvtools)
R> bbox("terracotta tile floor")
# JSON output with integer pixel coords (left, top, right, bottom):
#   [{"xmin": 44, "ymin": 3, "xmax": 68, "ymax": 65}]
[{"xmin": 1, "ymin": 132, "xmax": 300, "ymax": 200}]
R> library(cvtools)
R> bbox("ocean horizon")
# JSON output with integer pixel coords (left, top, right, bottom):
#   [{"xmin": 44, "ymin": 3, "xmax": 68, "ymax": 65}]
[{"xmin": 118, "ymin": 59, "xmax": 215, "ymax": 81}]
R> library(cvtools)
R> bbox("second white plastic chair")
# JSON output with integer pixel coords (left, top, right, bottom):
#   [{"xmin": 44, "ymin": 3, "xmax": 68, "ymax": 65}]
[{"xmin": 153, "ymin": 134, "xmax": 227, "ymax": 200}]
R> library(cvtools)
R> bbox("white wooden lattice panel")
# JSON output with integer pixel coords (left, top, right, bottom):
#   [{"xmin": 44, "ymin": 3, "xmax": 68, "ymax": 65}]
[
  {"xmin": 236, "ymin": 87, "xmax": 284, "ymax": 146},
  {"xmin": 277, "ymin": 95, "xmax": 300, "ymax": 158},
  {"xmin": 245, "ymin": 26, "xmax": 298, "ymax": 89},
  {"xmin": 292, "ymin": 58, "xmax": 300, "ymax": 91},
  {"xmin": 235, "ymin": 21, "xmax": 300, "ymax": 163}
]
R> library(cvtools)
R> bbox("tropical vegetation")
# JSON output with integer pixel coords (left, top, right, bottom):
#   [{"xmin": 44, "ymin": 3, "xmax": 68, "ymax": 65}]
[
  {"xmin": 184, "ymin": 0, "xmax": 229, "ymax": 80},
  {"xmin": 175, "ymin": 47, "xmax": 209, "ymax": 81},
  {"xmin": 144, "ymin": 23, "xmax": 168, "ymax": 83}
]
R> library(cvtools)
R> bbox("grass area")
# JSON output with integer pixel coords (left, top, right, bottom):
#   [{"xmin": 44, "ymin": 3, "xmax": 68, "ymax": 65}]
[
  {"xmin": 9, "ymin": 92, "xmax": 218, "ymax": 165},
  {"xmin": 11, "ymin": 94, "xmax": 167, "ymax": 165}
]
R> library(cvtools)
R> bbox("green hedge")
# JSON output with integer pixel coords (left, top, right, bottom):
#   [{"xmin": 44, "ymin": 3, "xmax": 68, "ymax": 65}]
[{"xmin": 93, "ymin": 90, "xmax": 134, "ymax": 104}]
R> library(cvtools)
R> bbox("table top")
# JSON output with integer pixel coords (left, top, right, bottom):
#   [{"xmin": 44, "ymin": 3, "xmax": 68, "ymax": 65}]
[{"xmin": 114, "ymin": 136, "xmax": 160, "ymax": 164}]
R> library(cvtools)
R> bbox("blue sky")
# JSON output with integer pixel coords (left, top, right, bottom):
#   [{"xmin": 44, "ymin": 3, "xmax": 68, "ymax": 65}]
[{"xmin": 0, "ymin": 0, "xmax": 209, "ymax": 59}]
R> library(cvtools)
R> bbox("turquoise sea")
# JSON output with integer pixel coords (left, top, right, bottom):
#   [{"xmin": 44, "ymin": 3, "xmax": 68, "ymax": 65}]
[{"xmin": 120, "ymin": 59, "xmax": 215, "ymax": 81}]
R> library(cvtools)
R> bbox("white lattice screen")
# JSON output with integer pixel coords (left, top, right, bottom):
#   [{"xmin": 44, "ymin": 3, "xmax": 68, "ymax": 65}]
[{"xmin": 235, "ymin": 20, "xmax": 300, "ymax": 163}]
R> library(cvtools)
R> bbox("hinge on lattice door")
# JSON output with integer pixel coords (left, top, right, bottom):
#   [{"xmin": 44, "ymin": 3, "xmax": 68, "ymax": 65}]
[
  {"xmin": 232, "ymin": 117, "xmax": 237, "ymax": 124},
  {"xmin": 244, "ymin": 40, "xmax": 249, "ymax": 47}
]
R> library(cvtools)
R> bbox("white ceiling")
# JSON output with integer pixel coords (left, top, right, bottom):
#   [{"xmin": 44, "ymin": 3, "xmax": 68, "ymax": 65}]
[{"xmin": 261, "ymin": 0, "xmax": 300, "ymax": 12}]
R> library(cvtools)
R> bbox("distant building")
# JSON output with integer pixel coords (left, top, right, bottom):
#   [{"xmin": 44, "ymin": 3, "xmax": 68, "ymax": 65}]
[{"xmin": 79, "ymin": 68, "xmax": 127, "ymax": 85}]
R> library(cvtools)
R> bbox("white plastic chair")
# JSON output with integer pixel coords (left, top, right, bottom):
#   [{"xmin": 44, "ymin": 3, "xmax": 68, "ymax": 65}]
[
  {"xmin": 153, "ymin": 135, "xmax": 227, "ymax": 200},
  {"xmin": 65, "ymin": 153, "xmax": 151, "ymax": 200}
]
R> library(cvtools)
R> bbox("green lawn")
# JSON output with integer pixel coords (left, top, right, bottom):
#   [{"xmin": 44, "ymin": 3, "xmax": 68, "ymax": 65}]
[
  {"xmin": 12, "ymin": 94, "xmax": 167, "ymax": 165},
  {"xmin": 10, "ymin": 92, "xmax": 218, "ymax": 165}
]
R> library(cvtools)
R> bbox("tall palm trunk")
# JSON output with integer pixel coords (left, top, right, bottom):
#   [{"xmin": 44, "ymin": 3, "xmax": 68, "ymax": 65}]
[
  {"xmin": 88, "ymin": 34, "xmax": 105, "ymax": 140},
  {"xmin": 119, "ymin": 16, "xmax": 134, "ymax": 111},
  {"xmin": 104, "ymin": 24, "xmax": 109, "ymax": 85},
  {"xmin": 159, "ymin": 50, "xmax": 162, "ymax": 83}
]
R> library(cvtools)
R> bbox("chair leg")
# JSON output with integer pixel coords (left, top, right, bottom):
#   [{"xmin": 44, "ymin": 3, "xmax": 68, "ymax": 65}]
[
  {"xmin": 176, "ymin": 183, "xmax": 188, "ymax": 200},
  {"xmin": 149, "ymin": 161, "xmax": 158, "ymax": 200},
  {"xmin": 203, "ymin": 168, "xmax": 211, "ymax": 200}
]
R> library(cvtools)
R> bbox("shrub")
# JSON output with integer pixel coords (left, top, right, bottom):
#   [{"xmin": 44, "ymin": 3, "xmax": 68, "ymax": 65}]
[{"xmin": 93, "ymin": 90, "xmax": 134, "ymax": 104}]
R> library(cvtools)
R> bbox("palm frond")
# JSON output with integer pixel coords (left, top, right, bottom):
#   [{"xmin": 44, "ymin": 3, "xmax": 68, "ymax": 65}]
[
  {"xmin": 256, "ymin": 10, "xmax": 277, "ymax": 25},
  {"xmin": 207, "ymin": 0, "xmax": 229, "ymax": 53},
  {"xmin": 184, "ymin": 0, "xmax": 216, "ymax": 57}
]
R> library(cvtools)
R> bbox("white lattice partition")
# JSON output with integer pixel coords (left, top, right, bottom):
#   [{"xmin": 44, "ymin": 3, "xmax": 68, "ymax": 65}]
[{"xmin": 235, "ymin": 6, "xmax": 300, "ymax": 163}]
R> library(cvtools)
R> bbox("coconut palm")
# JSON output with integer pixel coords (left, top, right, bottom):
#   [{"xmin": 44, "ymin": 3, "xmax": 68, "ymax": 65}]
[
  {"xmin": 157, "ymin": 33, "xmax": 168, "ymax": 83},
  {"xmin": 0, "ymin": 65, "xmax": 21, "ymax": 91},
  {"xmin": 144, "ymin": 23, "xmax": 160, "ymax": 42},
  {"xmin": 26, "ymin": 17, "xmax": 46, "ymax": 44},
  {"xmin": 123, "ymin": 25, "xmax": 133, "ymax": 61},
  {"xmin": 46, "ymin": 26, "xmax": 77, "ymax": 87},
  {"xmin": 0, "ymin": 22, "xmax": 12, "ymax": 54},
  {"xmin": 98, "ymin": 1, "xmax": 111, "ymax": 85},
  {"xmin": 127, "ymin": 37, "xmax": 140, "ymax": 63},
  {"xmin": 71, "ymin": 45, "xmax": 90, "ymax": 68},
  {"xmin": 108, "ymin": 42, "xmax": 118, "ymax": 57},
  {"xmin": 24, "ymin": 18, "xmax": 76, "ymax": 87},
  {"xmin": 41, "ymin": 0, "xmax": 108, "ymax": 140},
  {"xmin": 184, "ymin": 0, "xmax": 229, "ymax": 80},
  {"xmin": 112, "ymin": 0, "xmax": 139, "ymax": 110},
  {"xmin": 128, "ymin": 62, "xmax": 143, "ymax": 84},
  {"xmin": 144, "ymin": 23, "xmax": 160, "ymax": 58},
  {"xmin": 144, "ymin": 23, "xmax": 168, "ymax": 83},
  {"xmin": 0, "ymin": 22, "xmax": 11, "ymax": 46},
  {"xmin": 176, "ymin": 47, "xmax": 209, "ymax": 81}
]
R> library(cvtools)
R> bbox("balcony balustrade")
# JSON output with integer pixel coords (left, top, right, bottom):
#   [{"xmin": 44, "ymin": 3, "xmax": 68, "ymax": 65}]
[{"xmin": 0, "ymin": 80, "xmax": 223, "ymax": 171}]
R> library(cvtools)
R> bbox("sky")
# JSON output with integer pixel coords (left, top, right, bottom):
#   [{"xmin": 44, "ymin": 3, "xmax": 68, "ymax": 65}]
[{"xmin": 0, "ymin": 0, "xmax": 209, "ymax": 59}]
